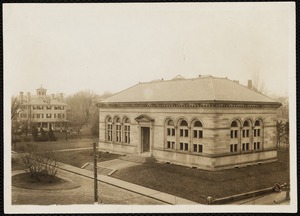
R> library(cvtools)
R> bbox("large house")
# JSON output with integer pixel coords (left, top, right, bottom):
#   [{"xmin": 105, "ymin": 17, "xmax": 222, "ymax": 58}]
[
  {"xmin": 18, "ymin": 86, "xmax": 68, "ymax": 131},
  {"xmin": 97, "ymin": 76, "xmax": 281, "ymax": 170}
]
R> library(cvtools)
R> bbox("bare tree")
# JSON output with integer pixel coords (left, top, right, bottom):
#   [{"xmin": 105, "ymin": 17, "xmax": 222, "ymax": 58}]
[
  {"xmin": 90, "ymin": 91, "xmax": 113, "ymax": 136},
  {"xmin": 11, "ymin": 96, "xmax": 21, "ymax": 120},
  {"xmin": 66, "ymin": 90, "xmax": 98, "ymax": 134},
  {"xmin": 252, "ymin": 71, "xmax": 266, "ymax": 94}
]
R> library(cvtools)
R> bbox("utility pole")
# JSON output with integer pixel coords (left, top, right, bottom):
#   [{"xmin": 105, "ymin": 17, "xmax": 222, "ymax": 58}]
[{"xmin": 93, "ymin": 142, "xmax": 98, "ymax": 204}]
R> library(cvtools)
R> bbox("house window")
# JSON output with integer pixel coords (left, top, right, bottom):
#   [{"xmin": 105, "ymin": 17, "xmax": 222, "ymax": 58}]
[
  {"xmin": 193, "ymin": 144, "xmax": 203, "ymax": 153},
  {"xmin": 47, "ymin": 106, "xmax": 51, "ymax": 110},
  {"xmin": 230, "ymin": 144, "xmax": 238, "ymax": 152},
  {"xmin": 46, "ymin": 114, "xmax": 52, "ymax": 118},
  {"xmin": 106, "ymin": 117, "xmax": 112, "ymax": 141},
  {"xmin": 115, "ymin": 117, "xmax": 122, "ymax": 142},
  {"xmin": 124, "ymin": 118, "xmax": 131, "ymax": 144}
]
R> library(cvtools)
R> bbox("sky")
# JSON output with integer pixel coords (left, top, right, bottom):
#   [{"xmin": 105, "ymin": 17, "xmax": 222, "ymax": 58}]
[{"xmin": 4, "ymin": 2, "xmax": 295, "ymax": 97}]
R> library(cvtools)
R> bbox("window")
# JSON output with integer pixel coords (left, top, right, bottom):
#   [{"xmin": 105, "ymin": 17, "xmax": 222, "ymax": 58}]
[
  {"xmin": 179, "ymin": 142, "xmax": 188, "ymax": 151},
  {"xmin": 167, "ymin": 141, "xmax": 175, "ymax": 149},
  {"xmin": 179, "ymin": 120, "xmax": 188, "ymax": 137},
  {"xmin": 107, "ymin": 117, "xmax": 112, "ymax": 141},
  {"xmin": 37, "ymin": 114, "xmax": 40, "ymax": 118},
  {"xmin": 180, "ymin": 129, "xmax": 189, "ymax": 137},
  {"xmin": 54, "ymin": 113, "xmax": 56, "ymax": 118},
  {"xmin": 242, "ymin": 129, "xmax": 250, "ymax": 137},
  {"xmin": 254, "ymin": 142, "xmax": 260, "ymax": 150},
  {"xmin": 46, "ymin": 114, "xmax": 52, "ymax": 118},
  {"xmin": 242, "ymin": 143, "xmax": 249, "ymax": 151},
  {"xmin": 115, "ymin": 117, "xmax": 121, "ymax": 142},
  {"xmin": 242, "ymin": 120, "xmax": 251, "ymax": 138},
  {"xmin": 193, "ymin": 121, "xmax": 203, "ymax": 139},
  {"xmin": 166, "ymin": 119, "xmax": 176, "ymax": 149},
  {"xmin": 254, "ymin": 120, "xmax": 262, "ymax": 137},
  {"xmin": 230, "ymin": 144, "xmax": 238, "ymax": 152},
  {"xmin": 47, "ymin": 106, "xmax": 51, "ymax": 110},
  {"xmin": 124, "ymin": 118, "xmax": 131, "ymax": 144},
  {"xmin": 230, "ymin": 120, "xmax": 239, "ymax": 139},
  {"xmin": 178, "ymin": 120, "xmax": 189, "ymax": 150},
  {"xmin": 193, "ymin": 144, "xmax": 203, "ymax": 153}
]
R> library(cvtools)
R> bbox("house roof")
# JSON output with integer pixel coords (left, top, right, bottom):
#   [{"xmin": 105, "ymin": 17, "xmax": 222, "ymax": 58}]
[
  {"xmin": 23, "ymin": 98, "xmax": 67, "ymax": 106},
  {"xmin": 100, "ymin": 76, "xmax": 279, "ymax": 104}
]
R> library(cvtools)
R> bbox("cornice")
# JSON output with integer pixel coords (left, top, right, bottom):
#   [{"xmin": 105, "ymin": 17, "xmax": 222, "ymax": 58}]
[{"xmin": 97, "ymin": 101, "xmax": 281, "ymax": 109}]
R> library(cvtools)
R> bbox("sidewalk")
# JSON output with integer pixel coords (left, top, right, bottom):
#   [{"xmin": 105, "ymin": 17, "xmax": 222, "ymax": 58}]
[{"xmin": 57, "ymin": 161, "xmax": 199, "ymax": 205}]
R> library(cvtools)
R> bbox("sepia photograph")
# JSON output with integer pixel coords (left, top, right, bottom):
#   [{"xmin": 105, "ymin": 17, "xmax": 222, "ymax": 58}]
[{"xmin": 3, "ymin": 2, "xmax": 297, "ymax": 213}]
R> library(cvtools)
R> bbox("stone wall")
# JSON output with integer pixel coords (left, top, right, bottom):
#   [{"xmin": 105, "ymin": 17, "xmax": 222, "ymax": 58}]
[{"xmin": 98, "ymin": 105, "xmax": 278, "ymax": 170}]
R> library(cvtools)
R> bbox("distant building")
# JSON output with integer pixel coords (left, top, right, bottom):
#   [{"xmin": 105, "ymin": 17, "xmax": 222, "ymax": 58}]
[
  {"xmin": 97, "ymin": 76, "xmax": 281, "ymax": 171},
  {"xmin": 18, "ymin": 86, "xmax": 68, "ymax": 131}
]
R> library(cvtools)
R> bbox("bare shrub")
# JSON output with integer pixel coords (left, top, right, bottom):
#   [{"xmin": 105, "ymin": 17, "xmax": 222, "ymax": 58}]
[{"xmin": 20, "ymin": 152, "xmax": 59, "ymax": 183}]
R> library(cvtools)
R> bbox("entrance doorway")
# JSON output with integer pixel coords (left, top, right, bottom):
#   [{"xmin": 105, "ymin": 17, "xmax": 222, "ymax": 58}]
[{"xmin": 141, "ymin": 127, "xmax": 150, "ymax": 152}]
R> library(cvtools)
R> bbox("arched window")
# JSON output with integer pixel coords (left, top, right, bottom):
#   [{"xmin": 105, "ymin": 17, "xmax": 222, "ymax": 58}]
[
  {"xmin": 253, "ymin": 119, "xmax": 263, "ymax": 150},
  {"xmin": 106, "ymin": 117, "xmax": 112, "ymax": 141},
  {"xmin": 230, "ymin": 120, "xmax": 240, "ymax": 153},
  {"xmin": 124, "ymin": 118, "xmax": 131, "ymax": 144},
  {"xmin": 165, "ymin": 119, "xmax": 175, "ymax": 149},
  {"xmin": 241, "ymin": 119, "xmax": 251, "ymax": 151},
  {"xmin": 114, "ymin": 117, "xmax": 122, "ymax": 142},
  {"xmin": 179, "ymin": 120, "xmax": 189, "ymax": 151},
  {"xmin": 192, "ymin": 120, "xmax": 203, "ymax": 153}
]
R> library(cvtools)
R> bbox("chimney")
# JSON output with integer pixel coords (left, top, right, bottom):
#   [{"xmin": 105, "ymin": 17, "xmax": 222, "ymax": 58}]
[
  {"xmin": 20, "ymin": 92, "xmax": 24, "ymax": 103},
  {"xmin": 27, "ymin": 92, "xmax": 31, "ymax": 102},
  {"xmin": 248, "ymin": 80, "xmax": 252, "ymax": 89},
  {"xmin": 60, "ymin": 93, "xmax": 64, "ymax": 102}
]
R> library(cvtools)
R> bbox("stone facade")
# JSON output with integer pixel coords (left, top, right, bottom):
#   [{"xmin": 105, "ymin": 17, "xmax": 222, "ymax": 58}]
[
  {"xmin": 97, "ymin": 76, "xmax": 281, "ymax": 170},
  {"xmin": 98, "ymin": 103, "xmax": 279, "ymax": 171}
]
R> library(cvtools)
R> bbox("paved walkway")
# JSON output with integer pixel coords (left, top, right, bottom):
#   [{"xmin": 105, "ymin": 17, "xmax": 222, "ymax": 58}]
[{"xmin": 57, "ymin": 161, "xmax": 199, "ymax": 205}]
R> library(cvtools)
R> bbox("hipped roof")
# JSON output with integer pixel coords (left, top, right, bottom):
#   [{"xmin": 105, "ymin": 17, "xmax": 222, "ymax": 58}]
[{"xmin": 101, "ymin": 77, "xmax": 279, "ymax": 104}]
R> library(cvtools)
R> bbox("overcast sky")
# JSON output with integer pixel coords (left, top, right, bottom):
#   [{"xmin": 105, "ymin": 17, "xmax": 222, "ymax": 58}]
[{"xmin": 4, "ymin": 3, "xmax": 294, "ymax": 97}]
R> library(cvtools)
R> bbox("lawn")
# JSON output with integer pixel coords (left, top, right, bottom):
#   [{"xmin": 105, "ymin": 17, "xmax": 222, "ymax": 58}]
[
  {"xmin": 111, "ymin": 149, "xmax": 290, "ymax": 204},
  {"xmin": 13, "ymin": 137, "xmax": 96, "ymax": 153},
  {"xmin": 54, "ymin": 150, "xmax": 122, "ymax": 168}
]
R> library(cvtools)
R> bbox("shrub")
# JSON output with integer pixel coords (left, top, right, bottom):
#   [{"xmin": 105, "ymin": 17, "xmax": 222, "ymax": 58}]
[
  {"xmin": 48, "ymin": 128, "xmax": 57, "ymax": 141},
  {"xmin": 23, "ymin": 137, "xmax": 32, "ymax": 142},
  {"xmin": 34, "ymin": 135, "xmax": 49, "ymax": 142},
  {"xmin": 20, "ymin": 152, "xmax": 59, "ymax": 183}
]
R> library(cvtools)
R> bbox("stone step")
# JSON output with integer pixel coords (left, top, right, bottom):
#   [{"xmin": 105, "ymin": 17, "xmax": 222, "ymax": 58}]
[
  {"xmin": 120, "ymin": 154, "xmax": 156, "ymax": 164},
  {"xmin": 84, "ymin": 163, "xmax": 116, "ymax": 176}
]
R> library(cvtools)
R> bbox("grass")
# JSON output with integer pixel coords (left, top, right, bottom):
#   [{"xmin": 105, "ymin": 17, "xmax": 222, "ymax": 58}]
[
  {"xmin": 12, "ymin": 172, "xmax": 80, "ymax": 190},
  {"xmin": 111, "ymin": 149, "xmax": 290, "ymax": 204},
  {"xmin": 13, "ymin": 137, "xmax": 96, "ymax": 153},
  {"xmin": 54, "ymin": 150, "xmax": 122, "ymax": 168}
]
